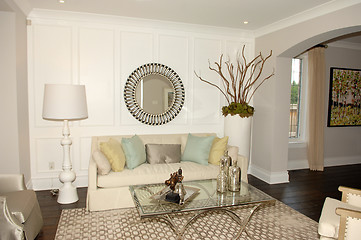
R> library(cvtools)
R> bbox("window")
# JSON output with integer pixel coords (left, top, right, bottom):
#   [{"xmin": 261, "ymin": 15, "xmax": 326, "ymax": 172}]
[{"xmin": 289, "ymin": 56, "xmax": 307, "ymax": 141}]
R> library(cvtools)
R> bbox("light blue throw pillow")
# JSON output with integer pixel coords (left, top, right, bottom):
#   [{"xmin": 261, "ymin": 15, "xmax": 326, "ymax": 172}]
[
  {"xmin": 181, "ymin": 134, "xmax": 215, "ymax": 165},
  {"xmin": 121, "ymin": 135, "xmax": 146, "ymax": 169}
]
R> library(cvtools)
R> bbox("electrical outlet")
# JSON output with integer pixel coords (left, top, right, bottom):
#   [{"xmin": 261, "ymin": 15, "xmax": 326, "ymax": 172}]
[{"xmin": 49, "ymin": 162, "xmax": 55, "ymax": 170}]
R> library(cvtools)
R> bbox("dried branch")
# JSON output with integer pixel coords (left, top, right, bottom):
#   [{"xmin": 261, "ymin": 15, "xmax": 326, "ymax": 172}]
[
  {"xmin": 194, "ymin": 71, "xmax": 230, "ymax": 105},
  {"xmin": 194, "ymin": 45, "xmax": 274, "ymax": 112}
]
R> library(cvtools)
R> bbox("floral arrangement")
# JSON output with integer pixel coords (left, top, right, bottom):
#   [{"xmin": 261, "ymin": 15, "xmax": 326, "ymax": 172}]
[{"xmin": 195, "ymin": 45, "xmax": 274, "ymax": 118}]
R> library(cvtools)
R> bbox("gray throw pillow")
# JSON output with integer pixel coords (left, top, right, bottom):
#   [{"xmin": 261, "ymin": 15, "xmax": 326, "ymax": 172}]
[{"xmin": 145, "ymin": 144, "xmax": 181, "ymax": 164}]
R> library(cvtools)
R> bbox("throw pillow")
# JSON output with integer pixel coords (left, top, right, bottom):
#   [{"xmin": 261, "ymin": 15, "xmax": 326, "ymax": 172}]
[
  {"xmin": 146, "ymin": 144, "xmax": 181, "ymax": 164},
  {"xmin": 99, "ymin": 138, "xmax": 126, "ymax": 172},
  {"xmin": 92, "ymin": 150, "xmax": 112, "ymax": 175},
  {"xmin": 121, "ymin": 135, "xmax": 146, "ymax": 169},
  {"xmin": 208, "ymin": 136, "xmax": 229, "ymax": 165},
  {"xmin": 181, "ymin": 133, "xmax": 215, "ymax": 165}
]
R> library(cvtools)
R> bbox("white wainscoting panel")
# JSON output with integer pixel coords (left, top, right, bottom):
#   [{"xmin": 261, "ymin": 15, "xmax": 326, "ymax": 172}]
[
  {"xmin": 79, "ymin": 27, "xmax": 115, "ymax": 127},
  {"xmin": 193, "ymin": 38, "xmax": 222, "ymax": 124},
  {"xmin": 27, "ymin": 10, "xmax": 254, "ymax": 189},
  {"xmin": 33, "ymin": 24, "xmax": 73, "ymax": 128},
  {"xmin": 35, "ymin": 138, "xmax": 63, "ymax": 173}
]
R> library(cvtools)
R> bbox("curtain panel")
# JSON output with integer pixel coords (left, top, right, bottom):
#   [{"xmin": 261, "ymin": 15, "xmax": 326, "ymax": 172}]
[{"xmin": 307, "ymin": 47, "xmax": 326, "ymax": 171}]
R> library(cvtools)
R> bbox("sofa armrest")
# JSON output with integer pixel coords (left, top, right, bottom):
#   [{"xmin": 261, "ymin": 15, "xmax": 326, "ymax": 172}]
[
  {"xmin": 0, "ymin": 174, "xmax": 26, "ymax": 194},
  {"xmin": 88, "ymin": 157, "xmax": 98, "ymax": 191}
]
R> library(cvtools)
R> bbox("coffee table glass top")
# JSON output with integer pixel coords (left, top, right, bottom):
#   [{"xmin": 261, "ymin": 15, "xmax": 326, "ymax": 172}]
[{"xmin": 129, "ymin": 179, "xmax": 275, "ymax": 217}]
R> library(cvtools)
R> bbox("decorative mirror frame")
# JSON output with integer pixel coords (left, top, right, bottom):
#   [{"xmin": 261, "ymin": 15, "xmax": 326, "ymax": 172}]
[{"xmin": 124, "ymin": 63, "xmax": 185, "ymax": 125}]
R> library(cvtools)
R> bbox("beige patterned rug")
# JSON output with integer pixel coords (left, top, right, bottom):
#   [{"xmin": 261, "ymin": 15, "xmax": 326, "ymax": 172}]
[{"xmin": 55, "ymin": 201, "xmax": 319, "ymax": 239}]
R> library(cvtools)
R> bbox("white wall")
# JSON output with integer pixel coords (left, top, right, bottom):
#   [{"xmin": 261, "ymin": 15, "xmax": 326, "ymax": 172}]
[
  {"xmin": 27, "ymin": 10, "xmax": 254, "ymax": 190},
  {"xmin": 0, "ymin": 11, "xmax": 20, "ymax": 174},
  {"xmin": 0, "ymin": 3, "xmax": 30, "ymax": 182},
  {"xmin": 253, "ymin": 3, "xmax": 361, "ymax": 183},
  {"xmin": 289, "ymin": 46, "xmax": 361, "ymax": 169}
]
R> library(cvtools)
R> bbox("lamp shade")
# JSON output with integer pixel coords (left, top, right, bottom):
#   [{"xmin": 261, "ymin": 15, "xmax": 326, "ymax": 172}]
[{"xmin": 42, "ymin": 84, "xmax": 88, "ymax": 120}]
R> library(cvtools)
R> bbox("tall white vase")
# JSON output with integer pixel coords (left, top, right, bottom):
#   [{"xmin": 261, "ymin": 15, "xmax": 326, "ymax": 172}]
[{"xmin": 224, "ymin": 115, "xmax": 252, "ymax": 161}]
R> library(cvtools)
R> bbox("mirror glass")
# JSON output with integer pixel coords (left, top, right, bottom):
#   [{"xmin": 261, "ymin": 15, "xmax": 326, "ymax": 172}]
[
  {"xmin": 135, "ymin": 74, "xmax": 174, "ymax": 115},
  {"xmin": 124, "ymin": 63, "xmax": 185, "ymax": 125}
]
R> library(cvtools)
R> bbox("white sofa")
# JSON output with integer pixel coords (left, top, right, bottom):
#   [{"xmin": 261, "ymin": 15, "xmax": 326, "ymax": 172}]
[{"xmin": 86, "ymin": 133, "xmax": 248, "ymax": 212}]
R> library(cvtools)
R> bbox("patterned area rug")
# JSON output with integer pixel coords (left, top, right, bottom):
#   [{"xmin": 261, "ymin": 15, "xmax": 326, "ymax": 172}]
[{"xmin": 55, "ymin": 201, "xmax": 319, "ymax": 239}]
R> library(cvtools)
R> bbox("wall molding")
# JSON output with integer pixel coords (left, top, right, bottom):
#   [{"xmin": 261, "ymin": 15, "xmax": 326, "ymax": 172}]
[
  {"xmin": 31, "ymin": 174, "xmax": 88, "ymax": 190},
  {"xmin": 249, "ymin": 164, "xmax": 289, "ymax": 184},
  {"xmin": 28, "ymin": 9, "xmax": 252, "ymax": 38}
]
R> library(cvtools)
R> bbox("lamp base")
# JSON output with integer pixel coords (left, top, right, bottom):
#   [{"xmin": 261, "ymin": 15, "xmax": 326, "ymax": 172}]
[{"xmin": 57, "ymin": 183, "xmax": 79, "ymax": 204}]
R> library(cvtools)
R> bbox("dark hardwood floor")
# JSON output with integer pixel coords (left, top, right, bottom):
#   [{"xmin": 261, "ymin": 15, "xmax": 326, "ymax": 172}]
[{"xmin": 35, "ymin": 164, "xmax": 361, "ymax": 240}]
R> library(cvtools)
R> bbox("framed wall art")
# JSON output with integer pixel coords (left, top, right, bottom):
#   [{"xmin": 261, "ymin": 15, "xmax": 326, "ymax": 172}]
[{"xmin": 327, "ymin": 67, "xmax": 361, "ymax": 127}]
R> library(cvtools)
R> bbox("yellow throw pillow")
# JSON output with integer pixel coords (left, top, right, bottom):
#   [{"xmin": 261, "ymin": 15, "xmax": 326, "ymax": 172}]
[
  {"xmin": 208, "ymin": 136, "xmax": 229, "ymax": 165},
  {"xmin": 100, "ymin": 138, "xmax": 126, "ymax": 172}
]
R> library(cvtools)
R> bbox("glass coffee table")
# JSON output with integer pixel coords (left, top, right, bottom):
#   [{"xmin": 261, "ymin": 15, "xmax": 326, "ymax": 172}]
[{"xmin": 129, "ymin": 179, "xmax": 275, "ymax": 239}]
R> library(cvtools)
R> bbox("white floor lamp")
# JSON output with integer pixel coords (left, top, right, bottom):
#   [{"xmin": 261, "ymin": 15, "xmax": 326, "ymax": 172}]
[{"xmin": 42, "ymin": 84, "xmax": 88, "ymax": 204}]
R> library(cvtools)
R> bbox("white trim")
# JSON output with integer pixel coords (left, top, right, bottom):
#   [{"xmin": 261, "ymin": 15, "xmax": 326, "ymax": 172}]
[
  {"xmin": 249, "ymin": 165, "xmax": 289, "ymax": 184},
  {"xmin": 30, "ymin": 175, "xmax": 88, "ymax": 191},
  {"xmin": 254, "ymin": 0, "xmax": 361, "ymax": 37},
  {"xmin": 328, "ymin": 41, "xmax": 361, "ymax": 50},
  {"xmin": 288, "ymin": 155, "xmax": 361, "ymax": 170},
  {"xmin": 324, "ymin": 156, "xmax": 361, "ymax": 167},
  {"xmin": 28, "ymin": 9, "xmax": 253, "ymax": 38}
]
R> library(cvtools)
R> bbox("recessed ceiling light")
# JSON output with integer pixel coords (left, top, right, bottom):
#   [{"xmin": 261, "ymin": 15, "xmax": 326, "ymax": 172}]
[
  {"xmin": 59, "ymin": 0, "xmax": 65, "ymax": 3},
  {"xmin": 243, "ymin": 21, "xmax": 249, "ymax": 25}
]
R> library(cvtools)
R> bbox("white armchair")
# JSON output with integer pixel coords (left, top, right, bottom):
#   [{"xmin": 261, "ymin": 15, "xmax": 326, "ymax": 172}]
[
  {"xmin": 318, "ymin": 186, "xmax": 361, "ymax": 240},
  {"xmin": 0, "ymin": 174, "xmax": 43, "ymax": 240}
]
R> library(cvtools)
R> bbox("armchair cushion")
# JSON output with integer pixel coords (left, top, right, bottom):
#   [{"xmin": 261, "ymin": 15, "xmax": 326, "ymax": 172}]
[
  {"xmin": 348, "ymin": 193, "xmax": 361, "ymax": 207},
  {"xmin": 318, "ymin": 197, "xmax": 361, "ymax": 239},
  {"xmin": 4, "ymin": 190, "xmax": 38, "ymax": 223}
]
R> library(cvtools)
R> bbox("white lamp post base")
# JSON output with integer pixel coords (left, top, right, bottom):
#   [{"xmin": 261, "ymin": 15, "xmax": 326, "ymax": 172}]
[
  {"xmin": 57, "ymin": 183, "xmax": 79, "ymax": 204},
  {"xmin": 57, "ymin": 120, "xmax": 79, "ymax": 204}
]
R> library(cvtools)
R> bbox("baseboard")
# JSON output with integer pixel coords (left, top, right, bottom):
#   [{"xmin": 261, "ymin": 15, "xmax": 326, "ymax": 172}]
[
  {"xmin": 324, "ymin": 156, "xmax": 361, "ymax": 167},
  {"xmin": 288, "ymin": 155, "xmax": 361, "ymax": 170},
  {"xmin": 249, "ymin": 165, "xmax": 289, "ymax": 184},
  {"xmin": 31, "ymin": 175, "xmax": 88, "ymax": 191}
]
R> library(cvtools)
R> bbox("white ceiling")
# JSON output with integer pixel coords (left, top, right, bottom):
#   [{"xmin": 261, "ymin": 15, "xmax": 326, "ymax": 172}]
[{"xmin": 26, "ymin": 0, "xmax": 337, "ymax": 30}]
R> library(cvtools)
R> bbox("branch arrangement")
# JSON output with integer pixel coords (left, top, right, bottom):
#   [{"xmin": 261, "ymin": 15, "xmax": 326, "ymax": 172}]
[{"xmin": 195, "ymin": 45, "xmax": 274, "ymax": 117}]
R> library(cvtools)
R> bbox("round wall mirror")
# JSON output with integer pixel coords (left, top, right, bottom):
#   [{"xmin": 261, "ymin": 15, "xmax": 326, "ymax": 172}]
[{"xmin": 124, "ymin": 63, "xmax": 185, "ymax": 125}]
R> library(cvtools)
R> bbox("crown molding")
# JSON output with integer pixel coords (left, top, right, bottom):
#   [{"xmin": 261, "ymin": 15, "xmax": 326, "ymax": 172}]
[
  {"xmin": 28, "ymin": 9, "xmax": 254, "ymax": 39},
  {"xmin": 254, "ymin": 0, "xmax": 361, "ymax": 38}
]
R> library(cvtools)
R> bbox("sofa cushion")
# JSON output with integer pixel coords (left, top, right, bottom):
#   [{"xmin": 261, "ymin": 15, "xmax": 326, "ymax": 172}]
[
  {"xmin": 100, "ymin": 138, "xmax": 125, "ymax": 172},
  {"xmin": 181, "ymin": 134, "xmax": 215, "ymax": 165},
  {"xmin": 92, "ymin": 150, "xmax": 111, "ymax": 175},
  {"xmin": 97, "ymin": 162, "xmax": 220, "ymax": 188},
  {"xmin": 122, "ymin": 135, "xmax": 146, "ymax": 169},
  {"xmin": 145, "ymin": 144, "xmax": 181, "ymax": 164},
  {"xmin": 209, "ymin": 136, "xmax": 229, "ymax": 165}
]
